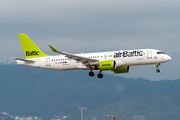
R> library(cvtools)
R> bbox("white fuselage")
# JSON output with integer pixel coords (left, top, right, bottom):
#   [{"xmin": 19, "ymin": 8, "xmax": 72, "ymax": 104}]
[{"xmin": 16, "ymin": 49, "xmax": 171, "ymax": 71}]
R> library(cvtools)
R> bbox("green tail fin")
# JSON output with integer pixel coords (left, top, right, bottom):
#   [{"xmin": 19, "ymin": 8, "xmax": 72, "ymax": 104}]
[{"xmin": 18, "ymin": 33, "xmax": 49, "ymax": 59}]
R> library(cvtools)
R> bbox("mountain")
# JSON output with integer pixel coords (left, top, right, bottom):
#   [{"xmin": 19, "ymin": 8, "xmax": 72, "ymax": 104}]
[
  {"xmin": 0, "ymin": 64, "xmax": 179, "ymax": 120},
  {"xmin": 83, "ymin": 93, "xmax": 180, "ymax": 120}
]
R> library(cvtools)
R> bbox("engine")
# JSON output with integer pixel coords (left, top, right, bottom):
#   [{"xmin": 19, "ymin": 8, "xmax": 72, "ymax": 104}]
[
  {"xmin": 99, "ymin": 60, "xmax": 115, "ymax": 71},
  {"xmin": 113, "ymin": 66, "xmax": 130, "ymax": 74},
  {"xmin": 99, "ymin": 60, "xmax": 127, "ymax": 71}
]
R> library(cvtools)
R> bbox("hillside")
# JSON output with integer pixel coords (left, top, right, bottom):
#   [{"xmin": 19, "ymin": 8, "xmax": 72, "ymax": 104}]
[
  {"xmin": 0, "ymin": 64, "xmax": 179, "ymax": 120},
  {"xmin": 83, "ymin": 93, "xmax": 180, "ymax": 120}
]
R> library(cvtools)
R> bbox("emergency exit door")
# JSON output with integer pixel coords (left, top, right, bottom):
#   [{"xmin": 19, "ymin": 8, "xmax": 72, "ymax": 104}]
[
  {"xmin": 147, "ymin": 51, "xmax": 152, "ymax": 59},
  {"xmin": 104, "ymin": 54, "xmax": 107, "ymax": 60}
]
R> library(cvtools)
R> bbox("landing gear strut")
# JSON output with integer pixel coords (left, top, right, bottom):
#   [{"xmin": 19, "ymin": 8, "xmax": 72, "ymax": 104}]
[
  {"xmin": 89, "ymin": 70, "xmax": 94, "ymax": 77},
  {"xmin": 155, "ymin": 63, "xmax": 160, "ymax": 73},
  {"xmin": 97, "ymin": 71, "xmax": 103, "ymax": 78}
]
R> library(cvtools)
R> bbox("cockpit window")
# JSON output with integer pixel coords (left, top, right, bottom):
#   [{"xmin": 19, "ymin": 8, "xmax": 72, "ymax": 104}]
[{"xmin": 157, "ymin": 52, "xmax": 166, "ymax": 54}]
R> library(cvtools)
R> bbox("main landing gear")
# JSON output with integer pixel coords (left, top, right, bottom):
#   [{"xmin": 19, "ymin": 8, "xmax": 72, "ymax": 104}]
[
  {"xmin": 97, "ymin": 71, "xmax": 103, "ymax": 78},
  {"xmin": 88, "ymin": 70, "xmax": 103, "ymax": 78},
  {"xmin": 89, "ymin": 70, "xmax": 94, "ymax": 77},
  {"xmin": 155, "ymin": 63, "xmax": 161, "ymax": 73}
]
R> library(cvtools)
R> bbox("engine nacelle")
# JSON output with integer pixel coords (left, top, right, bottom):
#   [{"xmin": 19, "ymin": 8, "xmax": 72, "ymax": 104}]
[
  {"xmin": 113, "ymin": 66, "xmax": 130, "ymax": 74},
  {"xmin": 114, "ymin": 60, "xmax": 126, "ymax": 69},
  {"xmin": 99, "ymin": 60, "xmax": 127, "ymax": 71},
  {"xmin": 99, "ymin": 60, "xmax": 115, "ymax": 71}
]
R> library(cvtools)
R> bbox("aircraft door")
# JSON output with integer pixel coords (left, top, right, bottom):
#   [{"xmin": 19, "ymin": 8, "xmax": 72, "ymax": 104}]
[
  {"xmin": 46, "ymin": 58, "xmax": 51, "ymax": 66},
  {"xmin": 147, "ymin": 51, "xmax": 152, "ymax": 59},
  {"xmin": 104, "ymin": 54, "xmax": 107, "ymax": 60}
]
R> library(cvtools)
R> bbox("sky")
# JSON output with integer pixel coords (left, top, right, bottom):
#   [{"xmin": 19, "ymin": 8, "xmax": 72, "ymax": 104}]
[{"xmin": 0, "ymin": 0, "xmax": 180, "ymax": 80}]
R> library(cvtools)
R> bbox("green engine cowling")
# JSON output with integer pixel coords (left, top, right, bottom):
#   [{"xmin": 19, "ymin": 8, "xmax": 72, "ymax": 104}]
[
  {"xmin": 99, "ymin": 60, "xmax": 128, "ymax": 72},
  {"xmin": 99, "ymin": 60, "xmax": 115, "ymax": 71},
  {"xmin": 113, "ymin": 66, "xmax": 130, "ymax": 74}
]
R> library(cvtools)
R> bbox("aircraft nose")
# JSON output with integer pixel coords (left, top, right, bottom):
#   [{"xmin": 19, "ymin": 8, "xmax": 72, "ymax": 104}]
[{"xmin": 166, "ymin": 55, "xmax": 171, "ymax": 61}]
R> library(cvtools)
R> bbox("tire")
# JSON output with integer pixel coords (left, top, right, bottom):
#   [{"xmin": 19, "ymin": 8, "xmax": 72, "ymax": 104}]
[
  {"xmin": 89, "ymin": 72, "xmax": 94, "ymax": 77},
  {"xmin": 97, "ymin": 74, "xmax": 103, "ymax": 78},
  {"xmin": 156, "ymin": 69, "xmax": 160, "ymax": 73}
]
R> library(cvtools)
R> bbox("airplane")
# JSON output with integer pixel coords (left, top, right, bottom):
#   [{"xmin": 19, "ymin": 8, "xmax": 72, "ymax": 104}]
[{"xmin": 12, "ymin": 33, "xmax": 171, "ymax": 78}]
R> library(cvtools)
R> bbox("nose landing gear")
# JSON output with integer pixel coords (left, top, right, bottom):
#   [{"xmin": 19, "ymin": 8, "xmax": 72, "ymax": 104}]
[
  {"xmin": 155, "ymin": 63, "xmax": 161, "ymax": 73},
  {"xmin": 156, "ymin": 69, "xmax": 160, "ymax": 73}
]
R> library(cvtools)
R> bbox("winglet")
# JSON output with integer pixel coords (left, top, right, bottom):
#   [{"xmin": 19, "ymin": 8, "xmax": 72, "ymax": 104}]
[{"xmin": 48, "ymin": 45, "xmax": 60, "ymax": 52}]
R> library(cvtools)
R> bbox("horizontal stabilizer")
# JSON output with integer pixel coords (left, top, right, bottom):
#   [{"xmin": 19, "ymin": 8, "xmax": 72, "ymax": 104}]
[{"xmin": 12, "ymin": 58, "xmax": 35, "ymax": 63}]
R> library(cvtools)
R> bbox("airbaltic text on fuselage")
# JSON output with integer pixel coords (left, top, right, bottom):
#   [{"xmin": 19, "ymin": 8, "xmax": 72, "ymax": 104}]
[
  {"xmin": 114, "ymin": 50, "xmax": 143, "ymax": 58},
  {"xmin": 26, "ymin": 51, "xmax": 39, "ymax": 56}
]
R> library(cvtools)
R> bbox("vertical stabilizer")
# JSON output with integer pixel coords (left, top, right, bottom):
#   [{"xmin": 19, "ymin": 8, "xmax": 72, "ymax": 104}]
[{"xmin": 18, "ymin": 33, "xmax": 49, "ymax": 59}]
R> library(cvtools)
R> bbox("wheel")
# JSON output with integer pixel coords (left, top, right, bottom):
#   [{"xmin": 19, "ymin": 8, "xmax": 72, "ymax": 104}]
[
  {"xmin": 89, "ymin": 71, "xmax": 94, "ymax": 77},
  {"xmin": 97, "ymin": 73, "xmax": 103, "ymax": 78},
  {"xmin": 156, "ymin": 69, "xmax": 160, "ymax": 73}
]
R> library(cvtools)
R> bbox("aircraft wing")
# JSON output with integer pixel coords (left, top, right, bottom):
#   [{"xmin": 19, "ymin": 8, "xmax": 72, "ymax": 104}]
[
  {"xmin": 49, "ymin": 45, "xmax": 99, "ymax": 67},
  {"xmin": 12, "ymin": 58, "xmax": 35, "ymax": 63}
]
